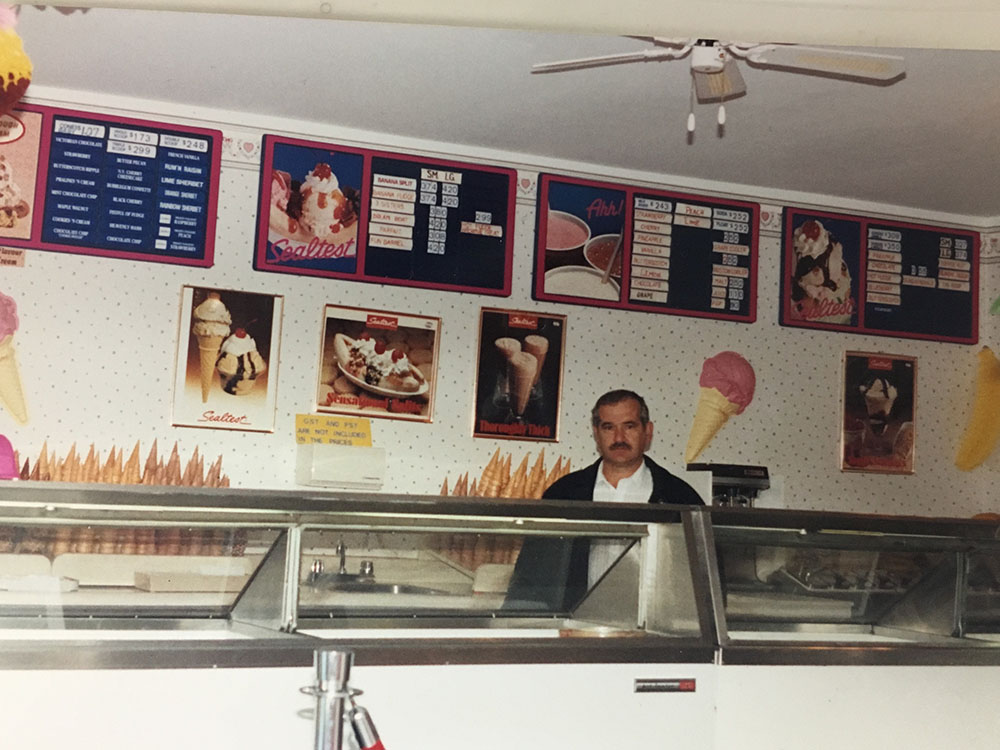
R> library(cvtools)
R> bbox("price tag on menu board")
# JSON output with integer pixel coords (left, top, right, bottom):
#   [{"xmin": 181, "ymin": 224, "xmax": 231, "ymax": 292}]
[
  {"xmin": 254, "ymin": 135, "xmax": 515, "ymax": 296},
  {"xmin": 532, "ymin": 173, "xmax": 758, "ymax": 322},
  {"xmin": 0, "ymin": 104, "xmax": 221, "ymax": 266},
  {"xmin": 780, "ymin": 208, "xmax": 979, "ymax": 343}
]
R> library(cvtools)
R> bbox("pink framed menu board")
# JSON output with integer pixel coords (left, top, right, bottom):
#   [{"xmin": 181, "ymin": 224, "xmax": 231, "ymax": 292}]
[
  {"xmin": 532, "ymin": 173, "xmax": 758, "ymax": 322},
  {"xmin": 254, "ymin": 135, "xmax": 516, "ymax": 296},
  {"xmin": 780, "ymin": 207, "xmax": 978, "ymax": 344},
  {"xmin": 0, "ymin": 104, "xmax": 221, "ymax": 266}
]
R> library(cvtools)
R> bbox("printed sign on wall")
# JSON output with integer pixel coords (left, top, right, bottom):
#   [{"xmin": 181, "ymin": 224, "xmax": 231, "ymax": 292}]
[
  {"xmin": 316, "ymin": 305, "xmax": 440, "ymax": 423},
  {"xmin": 255, "ymin": 135, "xmax": 516, "ymax": 295},
  {"xmin": 0, "ymin": 105, "xmax": 221, "ymax": 266},
  {"xmin": 172, "ymin": 286, "xmax": 283, "ymax": 432},
  {"xmin": 473, "ymin": 308, "xmax": 566, "ymax": 442},
  {"xmin": 781, "ymin": 208, "xmax": 978, "ymax": 343},
  {"xmin": 841, "ymin": 351, "xmax": 916, "ymax": 474},
  {"xmin": 533, "ymin": 173, "xmax": 758, "ymax": 322}
]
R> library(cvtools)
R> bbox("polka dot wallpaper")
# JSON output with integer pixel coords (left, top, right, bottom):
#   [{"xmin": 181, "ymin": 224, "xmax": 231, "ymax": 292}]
[{"xmin": 3, "ymin": 91, "xmax": 998, "ymax": 518}]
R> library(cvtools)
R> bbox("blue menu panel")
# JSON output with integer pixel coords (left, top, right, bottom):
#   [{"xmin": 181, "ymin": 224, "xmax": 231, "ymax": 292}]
[
  {"xmin": 0, "ymin": 104, "xmax": 220, "ymax": 266},
  {"xmin": 532, "ymin": 173, "xmax": 758, "ymax": 322},
  {"xmin": 780, "ymin": 207, "xmax": 978, "ymax": 344}
]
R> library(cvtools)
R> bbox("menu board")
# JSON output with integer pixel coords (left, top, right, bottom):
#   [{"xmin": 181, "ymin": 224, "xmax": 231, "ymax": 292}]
[
  {"xmin": 0, "ymin": 104, "xmax": 220, "ymax": 266},
  {"xmin": 254, "ymin": 135, "xmax": 515, "ymax": 296},
  {"xmin": 780, "ymin": 207, "xmax": 978, "ymax": 343},
  {"xmin": 532, "ymin": 173, "xmax": 758, "ymax": 322}
]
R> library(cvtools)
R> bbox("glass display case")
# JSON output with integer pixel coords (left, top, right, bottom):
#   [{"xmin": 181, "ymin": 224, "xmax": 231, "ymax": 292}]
[
  {"xmin": 707, "ymin": 507, "xmax": 1000, "ymax": 663},
  {"xmin": 0, "ymin": 482, "xmax": 713, "ymax": 668},
  {"xmin": 3, "ymin": 483, "xmax": 1000, "ymax": 668}
]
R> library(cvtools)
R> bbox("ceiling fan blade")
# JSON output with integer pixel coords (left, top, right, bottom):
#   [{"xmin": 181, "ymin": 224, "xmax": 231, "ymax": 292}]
[
  {"xmin": 693, "ymin": 59, "xmax": 747, "ymax": 102},
  {"xmin": 625, "ymin": 35, "xmax": 692, "ymax": 48},
  {"xmin": 531, "ymin": 48, "xmax": 689, "ymax": 74},
  {"xmin": 743, "ymin": 45, "xmax": 905, "ymax": 81}
]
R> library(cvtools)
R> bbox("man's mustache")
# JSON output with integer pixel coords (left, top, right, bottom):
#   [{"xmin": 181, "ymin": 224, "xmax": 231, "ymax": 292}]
[{"xmin": 610, "ymin": 441, "xmax": 632, "ymax": 450}]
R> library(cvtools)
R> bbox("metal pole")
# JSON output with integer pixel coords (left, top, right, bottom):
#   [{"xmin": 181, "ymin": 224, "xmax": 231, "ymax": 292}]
[{"xmin": 310, "ymin": 648, "xmax": 354, "ymax": 750}]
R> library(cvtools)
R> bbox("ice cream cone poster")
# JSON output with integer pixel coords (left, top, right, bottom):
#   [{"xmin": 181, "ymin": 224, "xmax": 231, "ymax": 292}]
[
  {"xmin": 783, "ymin": 211, "xmax": 861, "ymax": 328},
  {"xmin": 841, "ymin": 351, "xmax": 916, "ymax": 474},
  {"xmin": 172, "ymin": 286, "xmax": 282, "ymax": 432},
  {"xmin": 257, "ymin": 138, "xmax": 363, "ymax": 276},
  {"xmin": 316, "ymin": 304, "xmax": 440, "ymax": 423},
  {"xmin": 0, "ymin": 108, "xmax": 41, "ymax": 241},
  {"xmin": 473, "ymin": 308, "xmax": 566, "ymax": 442}
]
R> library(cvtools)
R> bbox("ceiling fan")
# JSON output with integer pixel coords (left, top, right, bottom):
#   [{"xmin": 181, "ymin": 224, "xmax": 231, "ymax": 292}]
[{"xmin": 532, "ymin": 38, "xmax": 905, "ymax": 133}]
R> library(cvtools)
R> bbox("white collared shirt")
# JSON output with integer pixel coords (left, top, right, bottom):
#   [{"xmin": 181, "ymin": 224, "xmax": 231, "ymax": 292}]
[{"xmin": 588, "ymin": 460, "xmax": 652, "ymax": 587}]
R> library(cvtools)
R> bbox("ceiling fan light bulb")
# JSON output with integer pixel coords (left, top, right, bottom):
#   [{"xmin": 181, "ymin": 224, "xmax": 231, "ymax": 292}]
[
  {"xmin": 687, "ymin": 112, "xmax": 696, "ymax": 132},
  {"xmin": 718, "ymin": 104, "xmax": 726, "ymax": 125}
]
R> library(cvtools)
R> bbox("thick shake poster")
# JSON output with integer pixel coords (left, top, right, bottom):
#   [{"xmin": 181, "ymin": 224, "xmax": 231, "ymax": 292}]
[
  {"xmin": 257, "ymin": 138, "xmax": 364, "ymax": 275},
  {"xmin": 473, "ymin": 308, "xmax": 565, "ymax": 442}
]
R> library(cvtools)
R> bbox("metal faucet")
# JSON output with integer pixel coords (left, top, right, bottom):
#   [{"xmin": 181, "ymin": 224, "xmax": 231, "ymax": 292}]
[{"xmin": 336, "ymin": 539, "xmax": 347, "ymax": 576}]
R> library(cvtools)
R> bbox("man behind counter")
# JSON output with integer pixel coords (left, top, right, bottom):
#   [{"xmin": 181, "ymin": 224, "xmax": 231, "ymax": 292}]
[{"xmin": 503, "ymin": 389, "xmax": 703, "ymax": 611}]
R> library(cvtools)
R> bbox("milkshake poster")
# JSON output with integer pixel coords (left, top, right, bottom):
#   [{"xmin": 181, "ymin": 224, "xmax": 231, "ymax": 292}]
[
  {"xmin": 172, "ymin": 286, "xmax": 283, "ymax": 432},
  {"xmin": 257, "ymin": 138, "xmax": 364, "ymax": 275},
  {"xmin": 316, "ymin": 305, "xmax": 440, "ymax": 423},
  {"xmin": 537, "ymin": 178, "xmax": 627, "ymax": 304},
  {"xmin": 473, "ymin": 308, "xmax": 565, "ymax": 442},
  {"xmin": 783, "ymin": 211, "xmax": 861, "ymax": 329},
  {"xmin": 841, "ymin": 351, "xmax": 916, "ymax": 474}
]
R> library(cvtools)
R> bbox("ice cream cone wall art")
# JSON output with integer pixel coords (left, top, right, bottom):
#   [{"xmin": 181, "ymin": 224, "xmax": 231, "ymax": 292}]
[
  {"xmin": 473, "ymin": 308, "xmax": 565, "ymax": 442},
  {"xmin": 172, "ymin": 286, "xmax": 282, "ymax": 432},
  {"xmin": 684, "ymin": 351, "xmax": 756, "ymax": 463},
  {"xmin": 0, "ymin": 290, "xmax": 26, "ymax": 423},
  {"xmin": 0, "ymin": 6, "xmax": 31, "ymax": 119}
]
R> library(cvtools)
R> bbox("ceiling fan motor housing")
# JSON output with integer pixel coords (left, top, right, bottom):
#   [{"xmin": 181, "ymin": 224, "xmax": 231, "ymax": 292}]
[{"xmin": 691, "ymin": 43, "xmax": 726, "ymax": 73}]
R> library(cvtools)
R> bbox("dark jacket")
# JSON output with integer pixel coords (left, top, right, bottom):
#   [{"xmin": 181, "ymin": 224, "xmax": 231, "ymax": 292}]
[
  {"xmin": 503, "ymin": 456, "xmax": 703, "ymax": 612},
  {"xmin": 542, "ymin": 455, "xmax": 704, "ymax": 505}
]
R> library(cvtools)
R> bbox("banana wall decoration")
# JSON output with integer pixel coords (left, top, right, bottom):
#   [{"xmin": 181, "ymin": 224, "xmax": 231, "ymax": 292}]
[{"xmin": 955, "ymin": 346, "xmax": 1000, "ymax": 471}]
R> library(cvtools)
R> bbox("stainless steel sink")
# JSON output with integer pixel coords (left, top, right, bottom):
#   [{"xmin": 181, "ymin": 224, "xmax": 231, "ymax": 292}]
[{"xmin": 327, "ymin": 581, "xmax": 445, "ymax": 596}]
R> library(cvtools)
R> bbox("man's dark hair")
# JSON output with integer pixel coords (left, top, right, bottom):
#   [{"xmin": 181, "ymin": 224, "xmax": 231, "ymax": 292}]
[{"xmin": 591, "ymin": 390, "xmax": 650, "ymax": 427}]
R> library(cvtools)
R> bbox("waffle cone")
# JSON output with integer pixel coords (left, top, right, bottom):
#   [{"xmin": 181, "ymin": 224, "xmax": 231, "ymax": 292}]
[
  {"xmin": 684, "ymin": 386, "xmax": 742, "ymax": 463},
  {"xmin": 196, "ymin": 334, "xmax": 224, "ymax": 402},
  {"xmin": 0, "ymin": 335, "xmax": 27, "ymax": 423}
]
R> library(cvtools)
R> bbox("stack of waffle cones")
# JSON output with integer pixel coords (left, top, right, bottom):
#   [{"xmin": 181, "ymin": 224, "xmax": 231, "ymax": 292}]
[
  {"xmin": 438, "ymin": 448, "xmax": 572, "ymax": 571},
  {"xmin": 16, "ymin": 440, "xmax": 230, "ymax": 487},
  {"xmin": 0, "ymin": 525, "xmax": 247, "ymax": 559}
]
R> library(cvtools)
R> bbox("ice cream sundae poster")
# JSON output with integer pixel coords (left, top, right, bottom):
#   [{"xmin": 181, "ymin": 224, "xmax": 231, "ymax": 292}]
[
  {"xmin": 473, "ymin": 308, "xmax": 566, "ymax": 442},
  {"xmin": 782, "ymin": 210, "xmax": 862, "ymax": 330},
  {"xmin": 0, "ymin": 109, "xmax": 41, "ymax": 241},
  {"xmin": 841, "ymin": 351, "xmax": 916, "ymax": 474},
  {"xmin": 172, "ymin": 286, "xmax": 283, "ymax": 432},
  {"xmin": 317, "ymin": 305, "xmax": 440, "ymax": 423},
  {"xmin": 256, "ymin": 136, "xmax": 363, "ymax": 276}
]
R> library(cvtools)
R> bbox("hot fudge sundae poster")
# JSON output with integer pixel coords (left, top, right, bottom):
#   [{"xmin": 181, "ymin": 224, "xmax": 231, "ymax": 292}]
[
  {"xmin": 256, "ymin": 137, "xmax": 363, "ymax": 275},
  {"xmin": 0, "ymin": 110, "xmax": 41, "ymax": 240},
  {"xmin": 473, "ymin": 308, "xmax": 565, "ymax": 442},
  {"xmin": 317, "ymin": 305, "xmax": 440, "ymax": 423},
  {"xmin": 172, "ymin": 286, "xmax": 283, "ymax": 432},
  {"xmin": 783, "ymin": 211, "xmax": 861, "ymax": 328},
  {"xmin": 841, "ymin": 351, "xmax": 916, "ymax": 474}
]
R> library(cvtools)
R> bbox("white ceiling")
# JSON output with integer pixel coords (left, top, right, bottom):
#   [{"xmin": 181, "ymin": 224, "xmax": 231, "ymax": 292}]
[{"xmin": 15, "ymin": 7, "xmax": 1000, "ymax": 223}]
